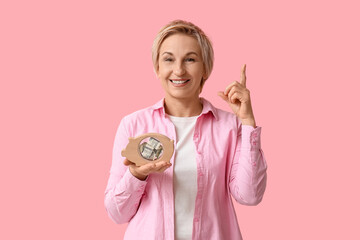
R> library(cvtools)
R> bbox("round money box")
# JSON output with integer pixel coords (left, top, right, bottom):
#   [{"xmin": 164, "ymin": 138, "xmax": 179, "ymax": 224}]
[{"xmin": 121, "ymin": 133, "xmax": 175, "ymax": 166}]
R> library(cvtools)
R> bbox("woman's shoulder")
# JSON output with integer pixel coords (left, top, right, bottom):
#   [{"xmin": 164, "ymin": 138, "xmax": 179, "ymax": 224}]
[
  {"xmin": 215, "ymin": 108, "xmax": 241, "ymax": 130},
  {"xmin": 215, "ymin": 107, "xmax": 236, "ymax": 119},
  {"xmin": 120, "ymin": 99, "xmax": 162, "ymax": 124},
  {"xmin": 121, "ymin": 107, "xmax": 154, "ymax": 122},
  {"xmin": 202, "ymin": 98, "xmax": 241, "ymax": 128}
]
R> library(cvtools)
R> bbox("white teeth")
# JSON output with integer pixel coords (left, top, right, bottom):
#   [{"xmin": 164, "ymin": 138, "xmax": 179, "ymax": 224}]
[{"xmin": 171, "ymin": 80, "xmax": 189, "ymax": 84}]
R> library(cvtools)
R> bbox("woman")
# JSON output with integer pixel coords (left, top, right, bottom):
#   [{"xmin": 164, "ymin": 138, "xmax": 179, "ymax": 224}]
[{"xmin": 104, "ymin": 19, "xmax": 267, "ymax": 240}]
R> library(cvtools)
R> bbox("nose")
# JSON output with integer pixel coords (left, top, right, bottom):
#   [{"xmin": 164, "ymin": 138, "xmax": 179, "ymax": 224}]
[{"xmin": 173, "ymin": 62, "xmax": 185, "ymax": 76}]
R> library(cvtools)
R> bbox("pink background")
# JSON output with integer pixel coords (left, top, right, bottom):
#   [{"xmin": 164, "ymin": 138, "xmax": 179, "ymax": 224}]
[{"xmin": 1, "ymin": 0, "xmax": 359, "ymax": 239}]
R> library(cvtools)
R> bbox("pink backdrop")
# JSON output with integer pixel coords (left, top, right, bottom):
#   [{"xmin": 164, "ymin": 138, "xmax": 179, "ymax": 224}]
[{"xmin": 1, "ymin": 0, "xmax": 359, "ymax": 239}]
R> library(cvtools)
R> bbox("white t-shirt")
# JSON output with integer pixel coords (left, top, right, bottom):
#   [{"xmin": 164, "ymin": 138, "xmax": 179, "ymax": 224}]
[{"xmin": 167, "ymin": 114, "xmax": 199, "ymax": 240}]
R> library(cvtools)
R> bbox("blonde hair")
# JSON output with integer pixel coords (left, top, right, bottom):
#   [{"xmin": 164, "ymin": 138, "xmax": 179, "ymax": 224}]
[{"xmin": 152, "ymin": 19, "xmax": 214, "ymax": 90}]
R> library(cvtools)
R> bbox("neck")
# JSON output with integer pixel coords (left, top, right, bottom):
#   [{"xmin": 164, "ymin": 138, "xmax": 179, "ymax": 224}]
[{"xmin": 164, "ymin": 96, "xmax": 203, "ymax": 117}]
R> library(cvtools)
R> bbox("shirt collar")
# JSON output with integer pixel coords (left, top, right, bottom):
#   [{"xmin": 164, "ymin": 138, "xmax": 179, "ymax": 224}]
[{"xmin": 151, "ymin": 97, "xmax": 218, "ymax": 120}]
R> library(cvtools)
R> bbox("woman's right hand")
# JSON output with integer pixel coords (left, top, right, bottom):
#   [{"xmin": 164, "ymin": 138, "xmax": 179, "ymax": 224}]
[{"xmin": 123, "ymin": 158, "xmax": 172, "ymax": 181}]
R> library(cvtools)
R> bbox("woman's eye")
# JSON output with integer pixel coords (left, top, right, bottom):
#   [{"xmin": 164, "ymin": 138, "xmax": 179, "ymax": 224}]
[{"xmin": 164, "ymin": 58, "xmax": 194, "ymax": 62}]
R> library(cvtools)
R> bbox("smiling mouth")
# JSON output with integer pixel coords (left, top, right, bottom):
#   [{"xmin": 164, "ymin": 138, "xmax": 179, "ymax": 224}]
[{"xmin": 170, "ymin": 79, "xmax": 190, "ymax": 84}]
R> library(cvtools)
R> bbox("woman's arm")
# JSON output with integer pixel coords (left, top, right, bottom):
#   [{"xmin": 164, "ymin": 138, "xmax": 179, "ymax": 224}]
[
  {"xmin": 229, "ymin": 123, "xmax": 268, "ymax": 206},
  {"xmin": 104, "ymin": 117, "xmax": 148, "ymax": 224},
  {"xmin": 218, "ymin": 64, "xmax": 267, "ymax": 205}
]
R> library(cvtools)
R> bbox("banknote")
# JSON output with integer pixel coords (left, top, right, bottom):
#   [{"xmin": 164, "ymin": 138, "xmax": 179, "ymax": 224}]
[{"xmin": 140, "ymin": 137, "xmax": 163, "ymax": 160}]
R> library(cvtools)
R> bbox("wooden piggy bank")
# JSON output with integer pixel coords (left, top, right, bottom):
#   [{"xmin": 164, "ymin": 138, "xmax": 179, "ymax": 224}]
[{"xmin": 121, "ymin": 133, "xmax": 174, "ymax": 166}]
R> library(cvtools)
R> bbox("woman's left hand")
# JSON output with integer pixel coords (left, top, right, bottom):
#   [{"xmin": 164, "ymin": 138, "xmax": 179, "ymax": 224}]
[{"xmin": 218, "ymin": 64, "xmax": 257, "ymax": 127}]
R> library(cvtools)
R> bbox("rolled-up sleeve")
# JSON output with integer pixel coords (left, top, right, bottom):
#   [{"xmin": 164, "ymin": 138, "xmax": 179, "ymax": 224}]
[
  {"xmin": 104, "ymin": 117, "xmax": 147, "ymax": 224},
  {"xmin": 229, "ymin": 121, "xmax": 268, "ymax": 206}
]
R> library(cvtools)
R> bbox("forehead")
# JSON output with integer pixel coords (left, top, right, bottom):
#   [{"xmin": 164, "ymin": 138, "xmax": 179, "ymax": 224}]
[{"xmin": 159, "ymin": 33, "xmax": 201, "ymax": 54}]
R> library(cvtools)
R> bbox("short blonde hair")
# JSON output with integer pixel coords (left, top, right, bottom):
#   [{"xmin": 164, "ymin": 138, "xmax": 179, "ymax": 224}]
[{"xmin": 152, "ymin": 19, "xmax": 214, "ymax": 89}]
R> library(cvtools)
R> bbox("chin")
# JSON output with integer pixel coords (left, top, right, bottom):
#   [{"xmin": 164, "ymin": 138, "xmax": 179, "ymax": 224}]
[{"xmin": 167, "ymin": 92, "xmax": 199, "ymax": 100}]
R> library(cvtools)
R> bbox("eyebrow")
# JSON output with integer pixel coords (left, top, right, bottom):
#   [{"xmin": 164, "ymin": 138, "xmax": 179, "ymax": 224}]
[{"xmin": 161, "ymin": 51, "xmax": 199, "ymax": 56}]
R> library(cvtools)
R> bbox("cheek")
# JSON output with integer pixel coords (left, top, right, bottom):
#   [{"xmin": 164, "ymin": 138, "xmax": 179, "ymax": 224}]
[
  {"xmin": 189, "ymin": 63, "xmax": 204, "ymax": 74},
  {"xmin": 158, "ymin": 64, "xmax": 171, "ymax": 78}
]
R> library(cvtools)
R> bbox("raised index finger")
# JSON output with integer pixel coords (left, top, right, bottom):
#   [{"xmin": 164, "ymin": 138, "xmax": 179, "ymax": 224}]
[{"xmin": 240, "ymin": 64, "xmax": 246, "ymax": 87}]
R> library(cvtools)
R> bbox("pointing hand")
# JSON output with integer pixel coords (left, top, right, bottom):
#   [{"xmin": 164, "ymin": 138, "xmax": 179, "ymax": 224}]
[{"xmin": 218, "ymin": 64, "xmax": 256, "ymax": 127}]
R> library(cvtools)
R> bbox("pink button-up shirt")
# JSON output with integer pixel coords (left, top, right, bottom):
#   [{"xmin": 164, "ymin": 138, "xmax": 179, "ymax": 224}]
[{"xmin": 104, "ymin": 97, "xmax": 268, "ymax": 240}]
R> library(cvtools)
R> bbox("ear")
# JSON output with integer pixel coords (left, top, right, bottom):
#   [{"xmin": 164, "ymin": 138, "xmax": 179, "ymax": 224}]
[
  {"xmin": 202, "ymin": 68, "xmax": 208, "ymax": 80},
  {"xmin": 202, "ymin": 72, "xmax": 208, "ymax": 82},
  {"xmin": 154, "ymin": 67, "xmax": 160, "ymax": 79}
]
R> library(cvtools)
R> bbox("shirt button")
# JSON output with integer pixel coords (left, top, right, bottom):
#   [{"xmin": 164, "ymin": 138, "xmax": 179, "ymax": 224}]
[{"xmin": 194, "ymin": 217, "xmax": 199, "ymax": 222}]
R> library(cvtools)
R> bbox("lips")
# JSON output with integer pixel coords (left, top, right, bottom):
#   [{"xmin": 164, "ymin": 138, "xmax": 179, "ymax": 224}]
[
  {"xmin": 169, "ymin": 79, "xmax": 190, "ymax": 87},
  {"xmin": 170, "ymin": 79, "xmax": 190, "ymax": 84}
]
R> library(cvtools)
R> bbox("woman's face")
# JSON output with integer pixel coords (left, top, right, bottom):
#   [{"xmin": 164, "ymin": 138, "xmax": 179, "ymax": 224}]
[{"xmin": 156, "ymin": 33, "xmax": 206, "ymax": 101}]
